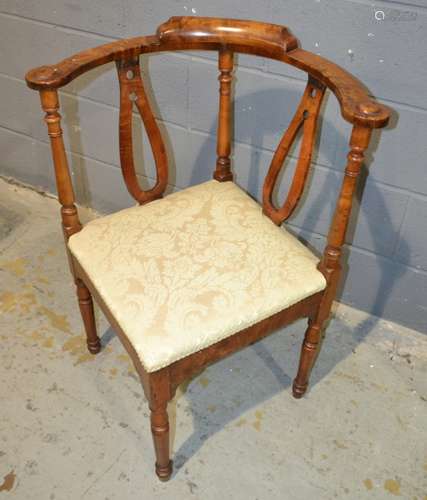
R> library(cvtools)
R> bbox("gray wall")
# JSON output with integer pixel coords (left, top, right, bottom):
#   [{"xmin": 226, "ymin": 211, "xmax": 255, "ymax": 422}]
[{"xmin": 0, "ymin": 1, "xmax": 426, "ymax": 332}]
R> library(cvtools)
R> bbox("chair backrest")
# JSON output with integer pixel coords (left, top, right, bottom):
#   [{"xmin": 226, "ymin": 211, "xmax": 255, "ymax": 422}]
[
  {"xmin": 26, "ymin": 16, "xmax": 391, "ymax": 282},
  {"xmin": 115, "ymin": 17, "xmax": 313, "ymax": 212}
]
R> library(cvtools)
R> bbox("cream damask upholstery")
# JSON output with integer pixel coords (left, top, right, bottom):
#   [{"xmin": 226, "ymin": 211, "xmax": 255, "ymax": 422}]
[{"xmin": 68, "ymin": 180, "xmax": 327, "ymax": 372}]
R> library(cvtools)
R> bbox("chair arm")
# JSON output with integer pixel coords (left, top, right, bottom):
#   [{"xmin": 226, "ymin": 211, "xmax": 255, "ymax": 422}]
[
  {"xmin": 25, "ymin": 25, "xmax": 390, "ymax": 133},
  {"xmin": 25, "ymin": 36, "xmax": 158, "ymax": 90},
  {"xmin": 286, "ymin": 49, "xmax": 390, "ymax": 129}
]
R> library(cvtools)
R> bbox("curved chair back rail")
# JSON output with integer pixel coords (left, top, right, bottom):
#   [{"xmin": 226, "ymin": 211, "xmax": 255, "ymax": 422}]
[
  {"xmin": 26, "ymin": 15, "xmax": 391, "ymax": 272},
  {"xmin": 26, "ymin": 16, "xmax": 390, "ymax": 225},
  {"xmin": 25, "ymin": 16, "xmax": 392, "ymax": 482},
  {"xmin": 26, "ymin": 15, "xmax": 391, "ymax": 260},
  {"xmin": 26, "ymin": 17, "xmax": 389, "ymax": 127}
]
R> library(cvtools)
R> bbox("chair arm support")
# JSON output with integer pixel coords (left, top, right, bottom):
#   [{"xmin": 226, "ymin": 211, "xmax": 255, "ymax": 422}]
[
  {"xmin": 286, "ymin": 49, "xmax": 390, "ymax": 129},
  {"xmin": 39, "ymin": 89, "xmax": 82, "ymax": 239},
  {"xmin": 318, "ymin": 125, "xmax": 372, "ymax": 286}
]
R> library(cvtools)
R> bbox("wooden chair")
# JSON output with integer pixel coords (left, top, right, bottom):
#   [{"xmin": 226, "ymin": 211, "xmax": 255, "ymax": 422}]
[{"xmin": 26, "ymin": 17, "xmax": 390, "ymax": 481}]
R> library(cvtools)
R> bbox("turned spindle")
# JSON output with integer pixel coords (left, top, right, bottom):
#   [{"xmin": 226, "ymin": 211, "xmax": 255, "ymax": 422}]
[{"xmin": 214, "ymin": 49, "xmax": 234, "ymax": 182}]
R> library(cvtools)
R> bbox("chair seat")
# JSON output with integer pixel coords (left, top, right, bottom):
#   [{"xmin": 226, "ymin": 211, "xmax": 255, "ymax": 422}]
[{"xmin": 68, "ymin": 180, "xmax": 326, "ymax": 372}]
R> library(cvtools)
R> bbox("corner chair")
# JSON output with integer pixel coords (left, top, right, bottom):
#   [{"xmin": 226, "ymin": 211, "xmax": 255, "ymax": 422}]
[{"xmin": 26, "ymin": 16, "xmax": 390, "ymax": 481}]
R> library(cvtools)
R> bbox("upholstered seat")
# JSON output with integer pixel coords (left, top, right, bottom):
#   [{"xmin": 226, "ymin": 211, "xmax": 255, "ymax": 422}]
[{"xmin": 69, "ymin": 180, "xmax": 326, "ymax": 372}]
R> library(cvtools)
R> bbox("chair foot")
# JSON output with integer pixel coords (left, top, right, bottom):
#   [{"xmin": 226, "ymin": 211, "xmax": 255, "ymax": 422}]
[
  {"xmin": 87, "ymin": 337, "xmax": 101, "ymax": 354},
  {"xmin": 292, "ymin": 380, "xmax": 308, "ymax": 399},
  {"xmin": 155, "ymin": 460, "xmax": 173, "ymax": 481}
]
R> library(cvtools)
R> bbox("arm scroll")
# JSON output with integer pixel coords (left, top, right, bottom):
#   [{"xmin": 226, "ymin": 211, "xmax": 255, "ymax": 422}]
[
  {"xmin": 286, "ymin": 49, "xmax": 390, "ymax": 129},
  {"xmin": 25, "ymin": 36, "xmax": 160, "ymax": 91}
]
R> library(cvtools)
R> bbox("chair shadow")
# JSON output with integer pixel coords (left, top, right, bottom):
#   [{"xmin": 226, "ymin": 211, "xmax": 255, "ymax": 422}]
[
  {"xmin": 100, "ymin": 327, "xmax": 116, "ymax": 347},
  {"xmin": 61, "ymin": 54, "xmax": 405, "ymax": 474}
]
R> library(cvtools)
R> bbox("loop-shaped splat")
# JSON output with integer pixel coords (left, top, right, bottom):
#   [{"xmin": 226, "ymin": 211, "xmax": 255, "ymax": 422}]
[
  {"xmin": 116, "ymin": 57, "xmax": 168, "ymax": 204},
  {"xmin": 263, "ymin": 76, "xmax": 326, "ymax": 225}
]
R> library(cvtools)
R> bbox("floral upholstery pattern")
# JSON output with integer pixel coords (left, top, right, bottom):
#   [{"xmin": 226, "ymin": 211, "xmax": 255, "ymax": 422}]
[{"xmin": 68, "ymin": 180, "xmax": 327, "ymax": 372}]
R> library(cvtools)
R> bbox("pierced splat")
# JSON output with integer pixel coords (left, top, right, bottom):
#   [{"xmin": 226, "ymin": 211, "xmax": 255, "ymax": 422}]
[
  {"xmin": 263, "ymin": 76, "xmax": 326, "ymax": 225},
  {"xmin": 116, "ymin": 57, "xmax": 168, "ymax": 204}
]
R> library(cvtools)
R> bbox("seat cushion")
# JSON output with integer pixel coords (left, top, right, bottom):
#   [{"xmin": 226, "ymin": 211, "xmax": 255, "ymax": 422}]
[{"xmin": 68, "ymin": 180, "xmax": 327, "ymax": 372}]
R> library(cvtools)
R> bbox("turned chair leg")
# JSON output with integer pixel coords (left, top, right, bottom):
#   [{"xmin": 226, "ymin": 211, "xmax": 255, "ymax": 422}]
[
  {"xmin": 292, "ymin": 318, "xmax": 323, "ymax": 398},
  {"xmin": 76, "ymin": 279, "xmax": 101, "ymax": 354},
  {"xmin": 150, "ymin": 402, "xmax": 173, "ymax": 481}
]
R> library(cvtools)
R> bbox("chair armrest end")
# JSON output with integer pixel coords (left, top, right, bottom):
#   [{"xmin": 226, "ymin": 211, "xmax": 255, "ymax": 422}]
[{"xmin": 25, "ymin": 65, "xmax": 67, "ymax": 90}]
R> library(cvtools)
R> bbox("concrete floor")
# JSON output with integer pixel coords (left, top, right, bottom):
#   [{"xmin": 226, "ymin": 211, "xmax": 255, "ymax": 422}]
[{"xmin": 0, "ymin": 177, "xmax": 426, "ymax": 500}]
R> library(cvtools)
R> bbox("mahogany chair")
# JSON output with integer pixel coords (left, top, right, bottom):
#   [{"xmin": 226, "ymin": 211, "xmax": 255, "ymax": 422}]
[{"xmin": 26, "ymin": 17, "xmax": 390, "ymax": 481}]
